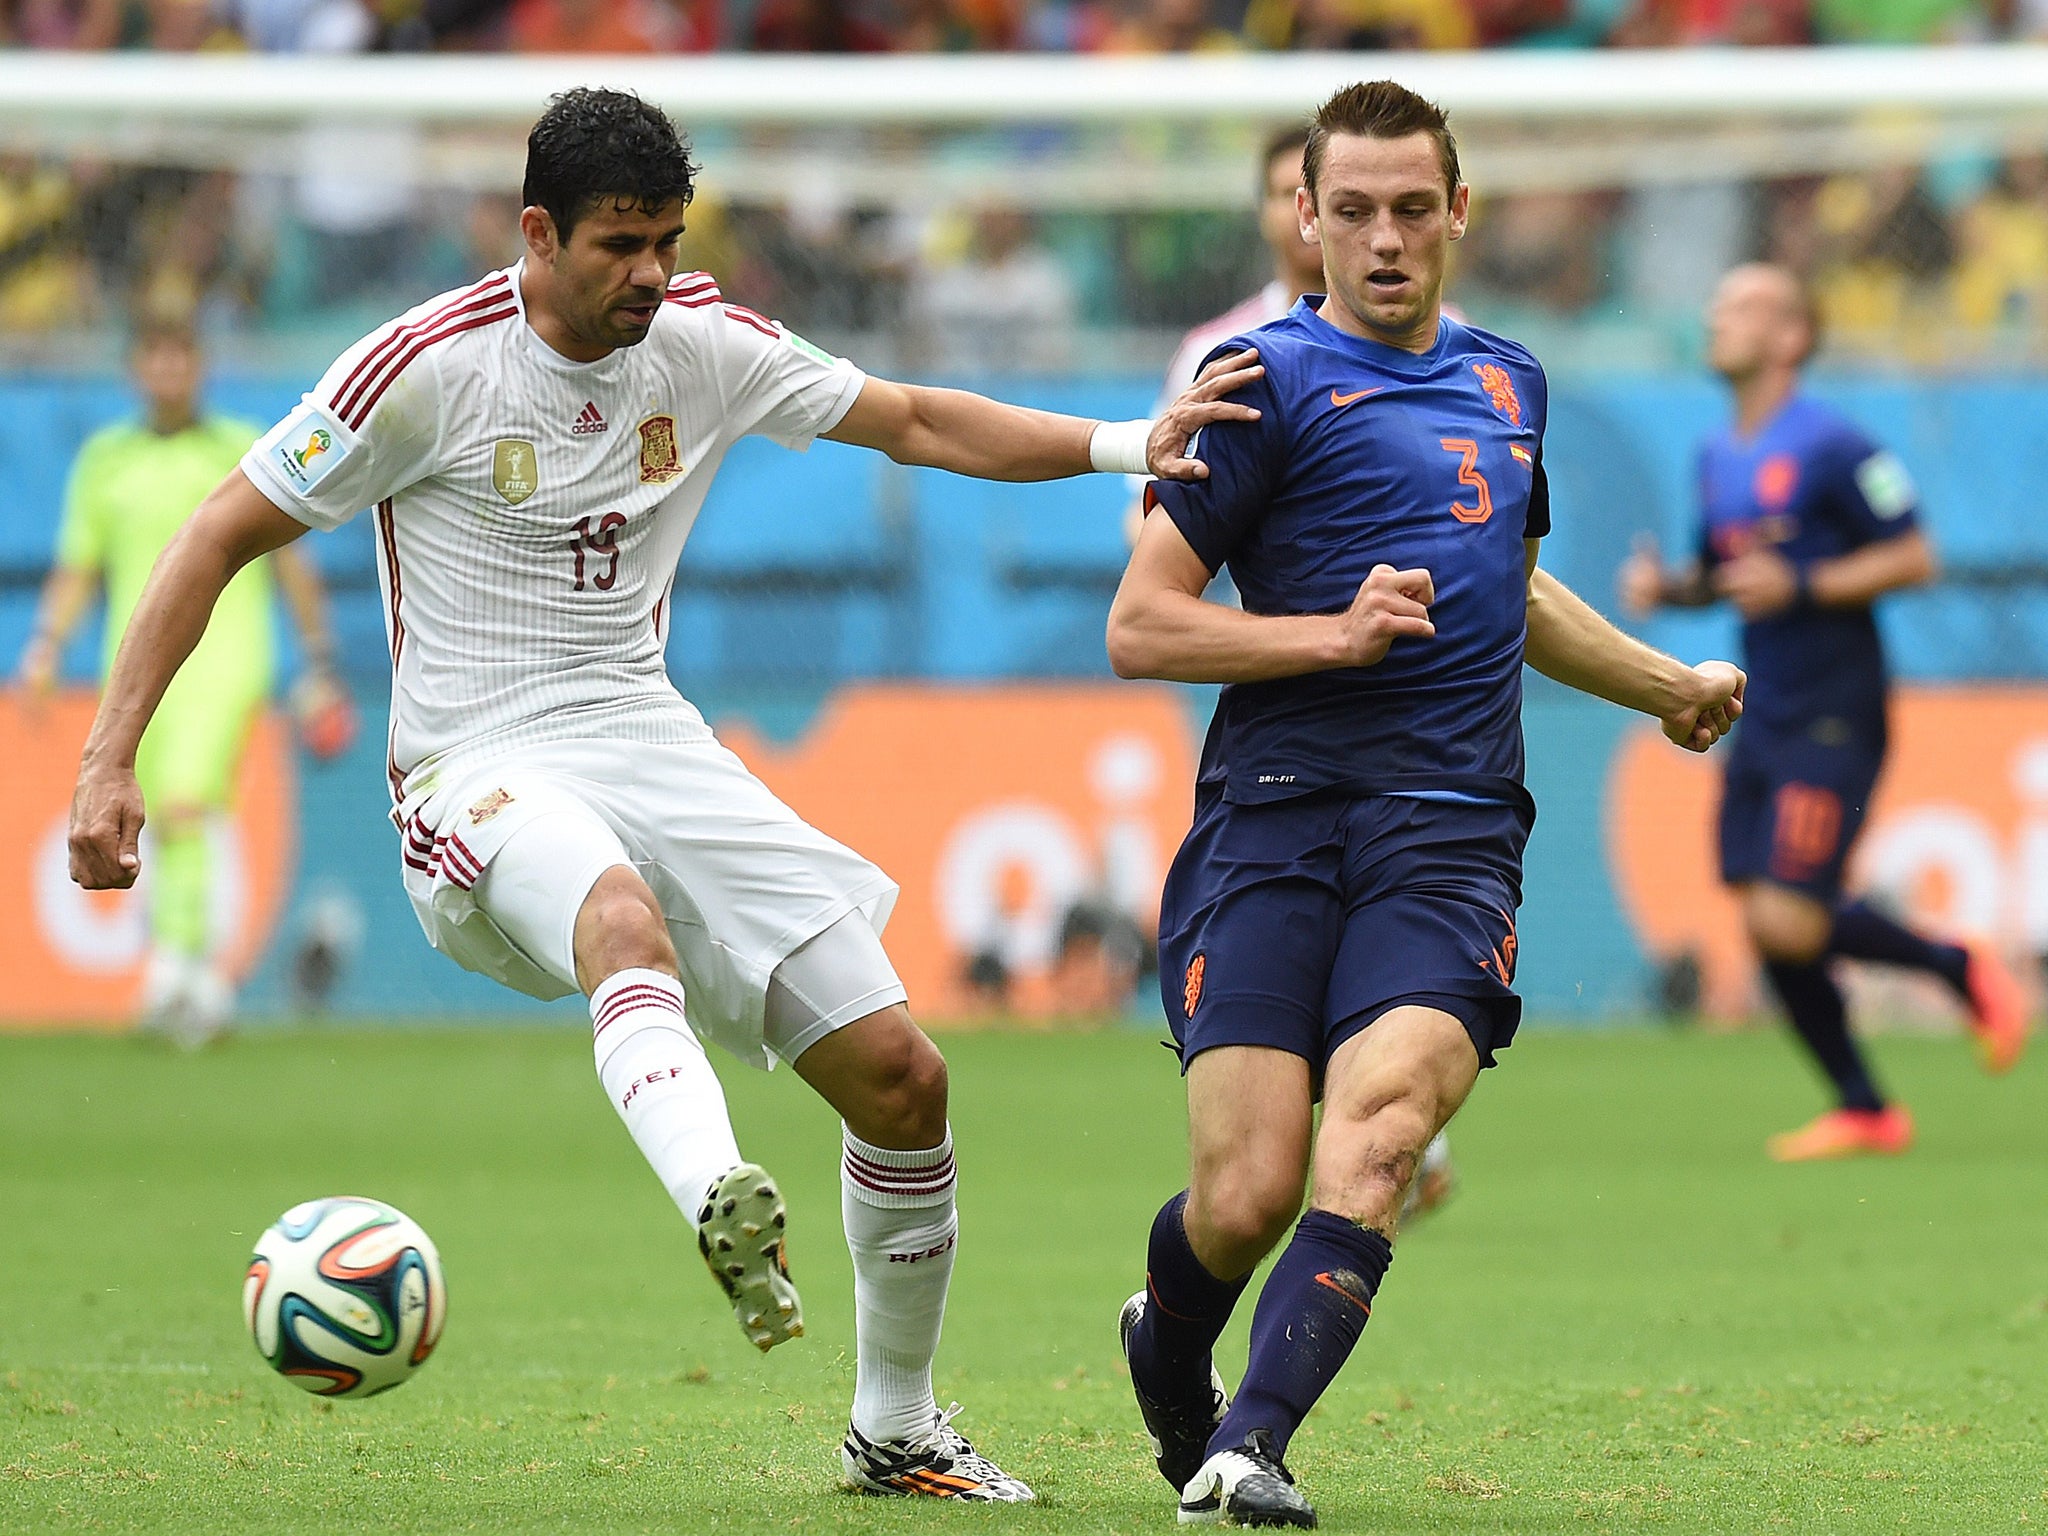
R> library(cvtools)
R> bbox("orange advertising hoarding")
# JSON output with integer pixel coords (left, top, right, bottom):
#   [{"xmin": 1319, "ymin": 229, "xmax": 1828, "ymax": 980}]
[
  {"xmin": 721, "ymin": 684, "xmax": 1198, "ymax": 1018},
  {"xmin": 1606, "ymin": 687, "xmax": 2048, "ymax": 1017},
  {"xmin": 0, "ymin": 694, "xmax": 295, "ymax": 1028}
]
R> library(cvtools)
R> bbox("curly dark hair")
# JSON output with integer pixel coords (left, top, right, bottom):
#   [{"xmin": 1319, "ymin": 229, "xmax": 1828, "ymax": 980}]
[{"xmin": 522, "ymin": 88, "xmax": 698, "ymax": 241}]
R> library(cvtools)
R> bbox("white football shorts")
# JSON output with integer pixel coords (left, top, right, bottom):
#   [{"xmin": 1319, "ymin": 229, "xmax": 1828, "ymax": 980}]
[{"xmin": 395, "ymin": 735, "xmax": 903, "ymax": 1070}]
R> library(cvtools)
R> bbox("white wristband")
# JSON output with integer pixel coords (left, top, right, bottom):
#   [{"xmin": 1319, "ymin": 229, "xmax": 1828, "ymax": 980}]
[{"xmin": 1089, "ymin": 418, "xmax": 1154, "ymax": 477}]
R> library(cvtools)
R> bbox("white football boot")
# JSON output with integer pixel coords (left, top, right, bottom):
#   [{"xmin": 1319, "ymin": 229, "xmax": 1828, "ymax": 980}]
[
  {"xmin": 695, "ymin": 1163, "xmax": 803, "ymax": 1351},
  {"xmin": 842, "ymin": 1403, "xmax": 1036, "ymax": 1501},
  {"xmin": 1178, "ymin": 1429, "xmax": 1316, "ymax": 1528}
]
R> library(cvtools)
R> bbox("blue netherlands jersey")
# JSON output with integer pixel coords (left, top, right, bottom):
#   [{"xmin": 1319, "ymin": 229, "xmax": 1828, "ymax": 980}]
[
  {"xmin": 1148, "ymin": 300, "xmax": 1550, "ymax": 809},
  {"xmin": 1696, "ymin": 394, "xmax": 1918, "ymax": 740}
]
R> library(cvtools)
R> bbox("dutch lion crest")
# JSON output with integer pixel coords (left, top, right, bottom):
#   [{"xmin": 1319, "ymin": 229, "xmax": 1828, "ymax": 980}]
[{"xmin": 1472, "ymin": 362, "xmax": 1522, "ymax": 426}]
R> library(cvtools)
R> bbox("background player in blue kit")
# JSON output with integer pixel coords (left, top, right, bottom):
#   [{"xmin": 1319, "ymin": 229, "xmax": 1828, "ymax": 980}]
[
  {"xmin": 1105, "ymin": 80, "xmax": 1748, "ymax": 1528},
  {"xmin": 1622, "ymin": 263, "xmax": 2030, "ymax": 1164}
]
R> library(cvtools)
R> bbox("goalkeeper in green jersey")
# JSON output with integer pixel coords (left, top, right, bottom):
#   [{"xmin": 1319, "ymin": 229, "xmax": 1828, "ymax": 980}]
[{"xmin": 18, "ymin": 315, "xmax": 352, "ymax": 1044}]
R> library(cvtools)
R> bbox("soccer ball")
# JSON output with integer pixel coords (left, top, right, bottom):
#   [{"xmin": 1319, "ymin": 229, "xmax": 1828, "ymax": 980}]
[{"xmin": 243, "ymin": 1196, "xmax": 447, "ymax": 1398}]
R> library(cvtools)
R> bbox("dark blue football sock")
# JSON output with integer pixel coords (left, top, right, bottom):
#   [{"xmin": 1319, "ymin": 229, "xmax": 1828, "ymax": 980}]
[
  {"xmin": 1829, "ymin": 899, "xmax": 1970, "ymax": 995},
  {"xmin": 1762, "ymin": 957, "xmax": 1885, "ymax": 1112},
  {"xmin": 1129, "ymin": 1192, "xmax": 1250, "ymax": 1400},
  {"xmin": 1210, "ymin": 1210, "xmax": 1392, "ymax": 1461}
]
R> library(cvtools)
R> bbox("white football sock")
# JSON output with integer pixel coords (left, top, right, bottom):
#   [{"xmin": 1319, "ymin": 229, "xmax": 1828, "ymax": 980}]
[
  {"xmin": 591, "ymin": 968, "xmax": 742, "ymax": 1227},
  {"xmin": 842, "ymin": 1123, "xmax": 958, "ymax": 1444}
]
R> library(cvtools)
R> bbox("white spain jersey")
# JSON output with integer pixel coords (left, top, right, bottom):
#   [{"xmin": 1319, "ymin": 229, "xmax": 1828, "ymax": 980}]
[
  {"xmin": 1125, "ymin": 282, "xmax": 1289, "ymax": 514},
  {"xmin": 243, "ymin": 263, "xmax": 865, "ymax": 809},
  {"xmin": 1151, "ymin": 280, "xmax": 1291, "ymax": 417}
]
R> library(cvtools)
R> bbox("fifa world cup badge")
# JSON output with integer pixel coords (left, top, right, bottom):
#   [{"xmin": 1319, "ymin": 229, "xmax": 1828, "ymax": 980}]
[
  {"xmin": 492, "ymin": 440, "xmax": 538, "ymax": 504},
  {"xmin": 638, "ymin": 415, "xmax": 683, "ymax": 484}
]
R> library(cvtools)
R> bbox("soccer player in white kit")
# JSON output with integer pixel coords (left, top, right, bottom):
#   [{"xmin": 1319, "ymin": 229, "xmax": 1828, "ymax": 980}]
[{"xmin": 66, "ymin": 88, "xmax": 1258, "ymax": 1503}]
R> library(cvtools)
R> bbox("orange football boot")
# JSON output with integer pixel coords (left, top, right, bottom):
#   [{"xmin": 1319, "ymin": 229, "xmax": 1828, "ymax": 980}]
[
  {"xmin": 1767, "ymin": 1105, "xmax": 1915, "ymax": 1163},
  {"xmin": 1962, "ymin": 941, "xmax": 2030, "ymax": 1075}
]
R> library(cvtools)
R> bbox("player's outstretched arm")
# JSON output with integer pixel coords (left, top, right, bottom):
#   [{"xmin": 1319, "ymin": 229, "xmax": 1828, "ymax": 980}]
[
  {"xmin": 70, "ymin": 471, "xmax": 309, "ymax": 890},
  {"xmin": 1525, "ymin": 548, "xmax": 1744, "ymax": 753},
  {"xmin": 824, "ymin": 351, "xmax": 1263, "ymax": 483},
  {"xmin": 1107, "ymin": 512, "xmax": 1435, "ymax": 683}
]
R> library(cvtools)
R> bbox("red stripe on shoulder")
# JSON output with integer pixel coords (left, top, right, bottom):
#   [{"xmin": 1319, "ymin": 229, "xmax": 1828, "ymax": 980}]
[
  {"xmin": 342, "ymin": 304, "xmax": 517, "ymax": 429},
  {"xmin": 723, "ymin": 304, "xmax": 779, "ymax": 339},
  {"xmin": 330, "ymin": 275, "xmax": 510, "ymax": 418},
  {"xmin": 668, "ymin": 270, "xmax": 720, "ymax": 297}
]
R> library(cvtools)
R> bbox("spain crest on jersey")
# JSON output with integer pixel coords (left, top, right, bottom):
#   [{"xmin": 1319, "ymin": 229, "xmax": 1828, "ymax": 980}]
[
  {"xmin": 1183, "ymin": 953, "xmax": 1206, "ymax": 1018},
  {"xmin": 1471, "ymin": 362, "xmax": 1522, "ymax": 427},
  {"xmin": 638, "ymin": 415, "xmax": 682, "ymax": 484}
]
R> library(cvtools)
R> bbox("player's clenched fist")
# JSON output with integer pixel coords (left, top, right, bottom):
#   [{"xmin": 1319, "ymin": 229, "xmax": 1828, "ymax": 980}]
[
  {"xmin": 1334, "ymin": 564, "xmax": 1436, "ymax": 668},
  {"xmin": 1660, "ymin": 659, "xmax": 1746, "ymax": 753},
  {"xmin": 69, "ymin": 763, "xmax": 145, "ymax": 889}
]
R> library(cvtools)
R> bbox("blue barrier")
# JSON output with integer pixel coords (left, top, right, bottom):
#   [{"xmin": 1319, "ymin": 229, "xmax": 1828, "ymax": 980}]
[{"xmin": 3, "ymin": 366, "xmax": 2040, "ymax": 687}]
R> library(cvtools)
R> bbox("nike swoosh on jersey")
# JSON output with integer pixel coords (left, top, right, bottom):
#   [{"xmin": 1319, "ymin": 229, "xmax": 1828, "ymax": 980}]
[{"xmin": 1330, "ymin": 387, "xmax": 1384, "ymax": 407}]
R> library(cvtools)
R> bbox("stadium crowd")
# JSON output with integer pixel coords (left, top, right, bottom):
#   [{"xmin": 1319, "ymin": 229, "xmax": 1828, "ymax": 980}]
[
  {"xmin": 3, "ymin": 0, "xmax": 2047, "ymax": 365},
  {"xmin": 2, "ymin": 0, "xmax": 2045, "ymax": 53},
  {"xmin": 6, "ymin": 146, "xmax": 2046, "ymax": 373}
]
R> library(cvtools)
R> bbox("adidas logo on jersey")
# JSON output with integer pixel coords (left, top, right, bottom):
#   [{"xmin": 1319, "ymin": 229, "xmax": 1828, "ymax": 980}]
[{"xmin": 571, "ymin": 401, "xmax": 608, "ymax": 436}]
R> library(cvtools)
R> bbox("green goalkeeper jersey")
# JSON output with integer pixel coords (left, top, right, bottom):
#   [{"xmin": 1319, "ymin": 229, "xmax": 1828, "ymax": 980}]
[{"xmin": 56, "ymin": 414, "xmax": 273, "ymax": 694}]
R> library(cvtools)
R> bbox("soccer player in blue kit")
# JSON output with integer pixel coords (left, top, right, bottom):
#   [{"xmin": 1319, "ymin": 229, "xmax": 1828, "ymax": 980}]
[
  {"xmin": 1104, "ymin": 80, "xmax": 1748, "ymax": 1527},
  {"xmin": 1621, "ymin": 262, "xmax": 2029, "ymax": 1163}
]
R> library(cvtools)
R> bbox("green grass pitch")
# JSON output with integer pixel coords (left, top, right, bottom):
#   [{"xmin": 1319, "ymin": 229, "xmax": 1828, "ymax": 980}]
[{"xmin": 5, "ymin": 1023, "xmax": 2047, "ymax": 1533}]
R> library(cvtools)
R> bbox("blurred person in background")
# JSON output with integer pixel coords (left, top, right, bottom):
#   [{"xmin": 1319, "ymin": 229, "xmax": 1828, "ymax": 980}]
[
  {"xmin": 1104, "ymin": 0, "xmax": 1238, "ymax": 50},
  {"xmin": 18, "ymin": 315, "xmax": 350, "ymax": 1045},
  {"xmin": 750, "ymin": 0, "xmax": 895, "ymax": 50},
  {"xmin": 1241, "ymin": 0, "xmax": 1475, "ymax": 49},
  {"xmin": 1947, "ymin": 155, "xmax": 2048, "ymax": 341},
  {"xmin": 910, "ymin": 203, "xmax": 1076, "ymax": 373},
  {"xmin": 1620, "ymin": 263, "xmax": 2029, "ymax": 1161},
  {"xmin": 1607, "ymin": 0, "xmax": 1810, "ymax": 45},
  {"xmin": 896, "ymin": 0, "xmax": 1020, "ymax": 49},
  {"xmin": 504, "ymin": 0, "xmax": 716, "ymax": 51},
  {"xmin": 1454, "ymin": 187, "xmax": 1616, "ymax": 317}
]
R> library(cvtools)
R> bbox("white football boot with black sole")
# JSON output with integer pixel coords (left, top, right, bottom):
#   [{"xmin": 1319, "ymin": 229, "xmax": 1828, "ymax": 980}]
[
  {"xmin": 696, "ymin": 1163, "xmax": 802, "ymax": 1351},
  {"xmin": 1119, "ymin": 1289, "xmax": 1229, "ymax": 1490},
  {"xmin": 1178, "ymin": 1429, "xmax": 1316, "ymax": 1528},
  {"xmin": 841, "ymin": 1403, "xmax": 1036, "ymax": 1501}
]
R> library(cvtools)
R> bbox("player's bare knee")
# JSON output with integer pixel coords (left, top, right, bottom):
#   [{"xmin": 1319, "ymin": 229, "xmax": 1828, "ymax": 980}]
[
  {"xmin": 1743, "ymin": 885, "xmax": 1829, "ymax": 964},
  {"xmin": 854, "ymin": 1009, "xmax": 950, "ymax": 1148},
  {"xmin": 1189, "ymin": 1163, "xmax": 1303, "ymax": 1272},
  {"xmin": 574, "ymin": 869, "xmax": 677, "ymax": 990}
]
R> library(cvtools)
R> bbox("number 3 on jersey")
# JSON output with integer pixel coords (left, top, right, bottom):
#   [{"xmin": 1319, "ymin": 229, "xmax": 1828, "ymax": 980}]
[
  {"xmin": 1439, "ymin": 438, "xmax": 1494, "ymax": 526},
  {"xmin": 571, "ymin": 512, "xmax": 625, "ymax": 591}
]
